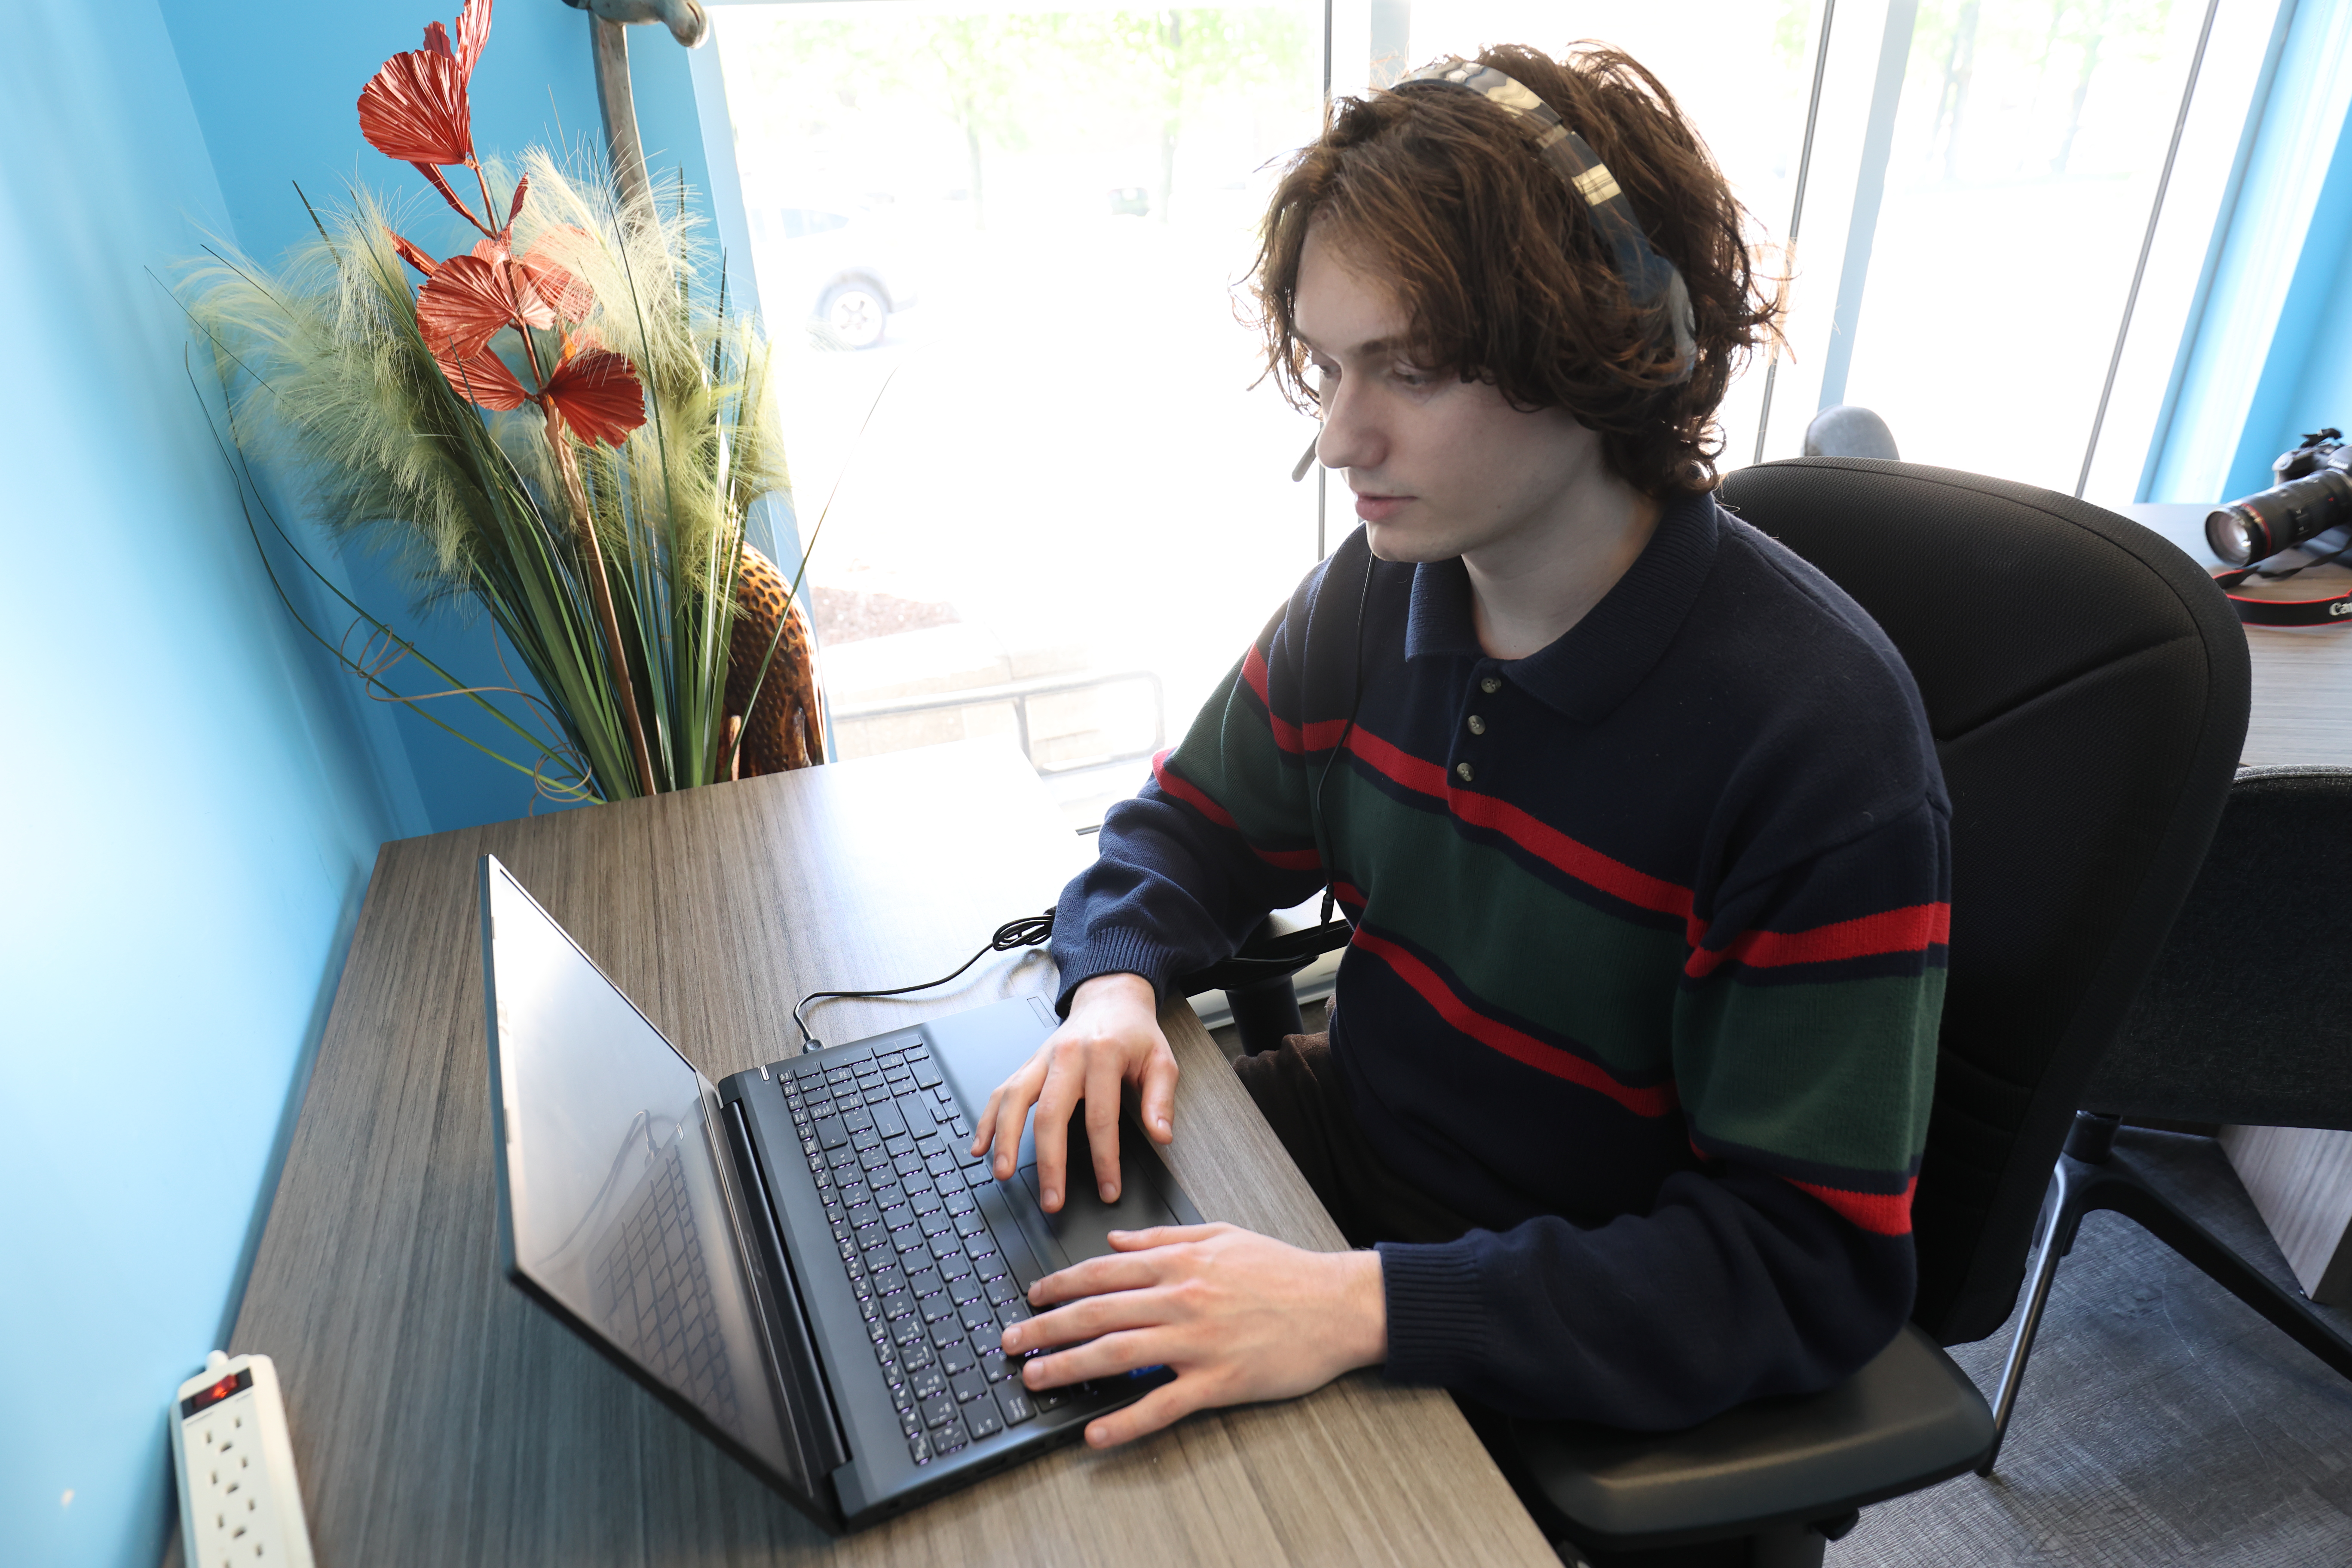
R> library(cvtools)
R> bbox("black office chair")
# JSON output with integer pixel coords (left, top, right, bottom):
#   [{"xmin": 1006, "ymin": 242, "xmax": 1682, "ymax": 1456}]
[
  {"xmin": 1975, "ymin": 766, "xmax": 2352, "ymax": 1474},
  {"xmin": 1475, "ymin": 459, "xmax": 2250, "ymax": 1567}
]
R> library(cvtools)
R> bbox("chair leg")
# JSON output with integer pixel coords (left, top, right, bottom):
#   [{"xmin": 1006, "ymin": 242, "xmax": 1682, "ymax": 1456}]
[
  {"xmin": 1979, "ymin": 1130, "xmax": 2352, "ymax": 1477},
  {"xmin": 2088, "ymin": 1163, "xmax": 2352, "ymax": 1383},
  {"xmin": 1978, "ymin": 1156, "xmax": 2095, "ymax": 1475}
]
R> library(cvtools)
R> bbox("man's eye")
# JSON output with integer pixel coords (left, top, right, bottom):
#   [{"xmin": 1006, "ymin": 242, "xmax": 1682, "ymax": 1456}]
[{"xmin": 1392, "ymin": 364, "xmax": 1434, "ymax": 388}]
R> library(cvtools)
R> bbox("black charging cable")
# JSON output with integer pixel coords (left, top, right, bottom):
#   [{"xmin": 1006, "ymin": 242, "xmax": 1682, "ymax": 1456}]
[
  {"xmin": 1308, "ymin": 543, "xmax": 1375, "ymax": 926},
  {"xmin": 792, "ymin": 908, "xmax": 1057, "ymax": 1053},
  {"xmin": 799, "ymin": 549, "xmax": 1369, "ymax": 1053}
]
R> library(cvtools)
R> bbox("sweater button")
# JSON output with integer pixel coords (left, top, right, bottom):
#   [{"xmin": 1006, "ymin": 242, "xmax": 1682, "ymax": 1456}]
[
  {"xmin": 1479, "ymin": 676, "xmax": 1501, "ymax": 694},
  {"xmin": 1467, "ymin": 714, "xmax": 1487, "ymax": 735},
  {"xmin": 1455, "ymin": 762, "xmax": 1475, "ymax": 782}
]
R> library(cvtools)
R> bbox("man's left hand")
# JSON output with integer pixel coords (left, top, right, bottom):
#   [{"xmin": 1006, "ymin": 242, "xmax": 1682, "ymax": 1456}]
[{"xmin": 1000, "ymin": 1222, "xmax": 1387, "ymax": 1448}]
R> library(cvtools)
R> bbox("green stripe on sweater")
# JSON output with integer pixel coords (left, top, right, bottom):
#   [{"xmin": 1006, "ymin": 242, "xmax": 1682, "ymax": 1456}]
[{"xmin": 1673, "ymin": 969, "xmax": 1943, "ymax": 1173}]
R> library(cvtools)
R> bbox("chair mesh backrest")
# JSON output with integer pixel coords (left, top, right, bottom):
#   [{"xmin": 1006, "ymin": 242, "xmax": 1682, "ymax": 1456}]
[
  {"xmin": 2083, "ymin": 767, "xmax": 2352, "ymax": 1130},
  {"xmin": 1716, "ymin": 459, "xmax": 2249, "ymax": 1344}
]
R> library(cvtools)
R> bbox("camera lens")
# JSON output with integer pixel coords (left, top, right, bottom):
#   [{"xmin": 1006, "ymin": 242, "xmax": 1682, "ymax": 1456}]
[
  {"xmin": 2205, "ymin": 505, "xmax": 2262, "ymax": 566},
  {"xmin": 2205, "ymin": 467, "xmax": 2352, "ymax": 566}
]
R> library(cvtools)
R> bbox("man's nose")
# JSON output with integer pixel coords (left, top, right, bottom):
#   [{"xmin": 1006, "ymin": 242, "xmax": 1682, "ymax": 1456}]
[{"xmin": 1317, "ymin": 379, "xmax": 1381, "ymax": 472}]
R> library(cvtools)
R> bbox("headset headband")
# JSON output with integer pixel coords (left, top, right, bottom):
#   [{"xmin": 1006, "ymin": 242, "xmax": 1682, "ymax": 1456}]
[{"xmin": 1392, "ymin": 56, "xmax": 1697, "ymax": 382}]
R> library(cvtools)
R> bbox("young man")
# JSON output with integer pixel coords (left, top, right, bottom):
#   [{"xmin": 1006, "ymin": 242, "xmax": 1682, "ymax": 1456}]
[{"xmin": 972, "ymin": 44, "xmax": 1948, "ymax": 1452}]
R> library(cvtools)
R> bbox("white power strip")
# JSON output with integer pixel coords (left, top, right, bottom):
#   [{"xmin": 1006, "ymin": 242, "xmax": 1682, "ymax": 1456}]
[{"xmin": 170, "ymin": 1351, "xmax": 315, "ymax": 1568}]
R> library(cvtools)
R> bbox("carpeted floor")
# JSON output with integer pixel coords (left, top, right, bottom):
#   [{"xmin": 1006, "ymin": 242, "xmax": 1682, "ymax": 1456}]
[{"xmin": 1833, "ymin": 1127, "xmax": 2352, "ymax": 1567}]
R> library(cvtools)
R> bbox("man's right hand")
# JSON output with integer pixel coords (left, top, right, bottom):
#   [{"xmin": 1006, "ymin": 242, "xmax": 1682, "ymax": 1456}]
[{"xmin": 970, "ymin": 972, "xmax": 1177, "ymax": 1213}]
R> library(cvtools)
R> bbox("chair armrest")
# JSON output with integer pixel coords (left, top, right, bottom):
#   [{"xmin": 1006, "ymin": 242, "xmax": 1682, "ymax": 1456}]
[
  {"xmin": 1173, "ymin": 918, "xmax": 1351, "ymax": 998},
  {"xmin": 1503, "ymin": 1323, "xmax": 1994, "ymax": 1553}
]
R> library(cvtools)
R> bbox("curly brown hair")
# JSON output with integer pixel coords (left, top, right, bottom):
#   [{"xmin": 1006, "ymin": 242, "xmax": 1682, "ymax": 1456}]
[{"xmin": 1250, "ymin": 43, "xmax": 1783, "ymax": 498}]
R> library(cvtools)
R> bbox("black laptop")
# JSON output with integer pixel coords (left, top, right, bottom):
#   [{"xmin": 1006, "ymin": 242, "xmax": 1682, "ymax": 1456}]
[{"xmin": 476, "ymin": 854, "xmax": 1204, "ymax": 1531}]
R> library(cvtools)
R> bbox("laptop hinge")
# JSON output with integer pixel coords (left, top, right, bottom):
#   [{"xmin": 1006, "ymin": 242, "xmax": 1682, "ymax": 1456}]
[{"xmin": 722, "ymin": 1098, "xmax": 852, "ymax": 1504}]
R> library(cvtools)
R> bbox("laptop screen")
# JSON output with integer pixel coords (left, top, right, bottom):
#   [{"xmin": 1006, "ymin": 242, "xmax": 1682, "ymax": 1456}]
[{"xmin": 479, "ymin": 859, "xmax": 799, "ymax": 1485}]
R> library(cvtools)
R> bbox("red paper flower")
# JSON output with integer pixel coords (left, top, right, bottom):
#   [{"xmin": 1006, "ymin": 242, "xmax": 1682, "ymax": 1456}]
[
  {"xmin": 356, "ymin": 0, "xmax": 492, "ymax": 168},
  {"xmin": 388, "ymin": 230, "xmax": 441, "ymax": 279},
  {"xmin": 357, "ymin": 52, "xmax": 470, "ymax": 167},
  {"xmin": 433, "ymin": 343, "xmax": 531, "ymax": 412},
  {"xmin": 521, "ymin": 255, "xmax": 594, "ymax": 325},
  {"xmin": 415, "ymin": 252, "xmax": 533, "ymax": 361},
  {"xmin": 515, "ymin": 226, "xmax": 599, "ymax": 320},
  {"xmin": 539, "ymin": 346, "xmax": 646, "ymax": 447}
]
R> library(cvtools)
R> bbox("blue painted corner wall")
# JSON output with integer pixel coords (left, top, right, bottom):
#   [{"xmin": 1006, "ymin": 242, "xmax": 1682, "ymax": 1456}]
[
  {"xmin": 0, "ymin": 5, "xmax": 398, "ymax": 1565},
  {"xmin": 0, "ymin": 5, "xmax": 721, "ymax": 1568}
]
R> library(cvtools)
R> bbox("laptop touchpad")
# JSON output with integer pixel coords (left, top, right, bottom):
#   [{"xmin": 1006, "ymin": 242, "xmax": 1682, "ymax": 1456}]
[{"xmin": 1018, "ymin": 1119, "xmax": 1179, "ymax": 1266}]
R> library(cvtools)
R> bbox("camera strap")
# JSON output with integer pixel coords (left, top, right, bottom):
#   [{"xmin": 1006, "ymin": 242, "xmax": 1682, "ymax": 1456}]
[{"xmin": 2210, "ymin": 566, "xmax": 2352, "ymax": 626}]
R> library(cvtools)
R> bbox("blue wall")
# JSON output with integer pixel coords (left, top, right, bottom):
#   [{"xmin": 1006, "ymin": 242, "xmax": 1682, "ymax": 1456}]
[
  {"xmin": 0, "ymin": 5, "xmax": 402, "ymax": 1565},
  {"xmin": 0, "ymin": 6, "xmax": 725, "ymax": 1568}
]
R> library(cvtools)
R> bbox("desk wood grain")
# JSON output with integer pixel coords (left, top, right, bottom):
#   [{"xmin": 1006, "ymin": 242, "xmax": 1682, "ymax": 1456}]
[{"xmin": 223, "ymin": 740, "xmax": 1553, "ymax": 1568}]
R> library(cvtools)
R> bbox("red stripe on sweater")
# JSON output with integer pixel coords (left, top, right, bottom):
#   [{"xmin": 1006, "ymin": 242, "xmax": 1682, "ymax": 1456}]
[
  {"xmin": 1150, "ymin": 750, "xmax": 1235, "ymax": 828},
  {"xmin": 1242, "ymin": 647, "xmax": 1303, "ymax": 754},
  {"xmin": 1341, "ymin": 727, "xmax": 1695, "ymax": 919},
  {"xmin": 1153, "ymin": 751, "xmax": 1320, "ymax": 870},
  {"xmin": 1788, "ymin": 1175, "xmax": 1915, "ymax": 1237},
  {"xmin": 1242, "ymin": 647, "xmax": 1352, "ymax": 755},
  {"xmin": 1684, "ymin": 903, "xmax": 1951, "ymax": 980},
  {"xmin": 1351, "ymin": 929, "xmax": 1678, "ymax": 1117}
]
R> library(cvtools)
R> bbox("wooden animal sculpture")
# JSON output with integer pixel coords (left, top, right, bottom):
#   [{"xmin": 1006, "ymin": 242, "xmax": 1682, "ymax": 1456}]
[
  {"xmin": 726, "ymin": 545, "xmax": 825, "ymax": 777},
  {"xmin": 561, "ymin": 0, "xmax": 709, "ymax": 49}
]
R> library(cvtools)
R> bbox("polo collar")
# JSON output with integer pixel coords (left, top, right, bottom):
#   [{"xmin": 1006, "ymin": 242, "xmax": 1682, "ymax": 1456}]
[{"xmin": 1402, "ymin": 490, "xmax": 1722, "ymax": 724}]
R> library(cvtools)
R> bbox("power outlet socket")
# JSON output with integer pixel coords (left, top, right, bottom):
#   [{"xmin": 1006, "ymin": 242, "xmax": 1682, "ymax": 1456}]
[{"xmin": 170, "ymin": 1351, "xmax": 315, "ymax": 1568}]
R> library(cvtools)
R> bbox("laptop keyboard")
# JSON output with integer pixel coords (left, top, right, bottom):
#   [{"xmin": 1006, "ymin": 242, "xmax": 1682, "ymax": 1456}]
[{"xmin": 782, "ymin": 1039, "xmax": 1074, "ymax": 1467}]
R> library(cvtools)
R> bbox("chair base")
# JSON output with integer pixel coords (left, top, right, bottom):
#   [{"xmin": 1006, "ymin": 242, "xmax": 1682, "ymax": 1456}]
[
  {"xmin": 1978, "ymin": 1112, "xmax": 2352, "ymax": 1475},
  {"xmin": 1547, "ymin": 1516, "xmax": 1836, "ymax": 1567},
  {"xmin": 1223, "ymin": 972, "xmax": 1306, "ymax": 1056}
]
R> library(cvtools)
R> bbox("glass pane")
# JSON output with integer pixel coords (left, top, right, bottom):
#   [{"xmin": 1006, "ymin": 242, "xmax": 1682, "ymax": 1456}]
[
  {"xmin": 1399, "ymin": 3, "xmax": 1829, "ymax": 469},
  {"xmin": 1835, "ymin": 0, "xmax": 2207, "ymax": 493},
  {"xmin": 715, "ymin": 3, "xmax": 1326, "ymax": 828}
]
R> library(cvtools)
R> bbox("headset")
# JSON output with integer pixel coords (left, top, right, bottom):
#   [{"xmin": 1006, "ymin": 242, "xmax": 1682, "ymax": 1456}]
[{"xmin": 1291, "ymin": 55, "xmax": 1699, "ymax": 484}]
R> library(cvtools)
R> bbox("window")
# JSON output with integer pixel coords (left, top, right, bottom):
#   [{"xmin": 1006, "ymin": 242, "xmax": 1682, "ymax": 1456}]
[
  {"xmin": 700, "ymin": 0, "xmax": 2273, "ymax": 827},
  {"xmin": 714, "ymin": 2, "xmax": 1325, "ymax": 828},
  {"xmin": 1831, "ymin": 0, "xmax": 2220, "ymax": 495}
]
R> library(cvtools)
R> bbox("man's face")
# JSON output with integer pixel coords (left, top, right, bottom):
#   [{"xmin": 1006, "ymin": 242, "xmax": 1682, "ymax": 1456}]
[{"xmin": 1295, "ymin": 228, "xmax": 1609, "ymax": 567}]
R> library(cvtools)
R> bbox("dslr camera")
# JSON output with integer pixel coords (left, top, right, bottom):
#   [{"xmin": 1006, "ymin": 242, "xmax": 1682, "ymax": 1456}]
[{"xmin": 2205, "ymin": 428, "xmax": 2352, "ymax": 567}]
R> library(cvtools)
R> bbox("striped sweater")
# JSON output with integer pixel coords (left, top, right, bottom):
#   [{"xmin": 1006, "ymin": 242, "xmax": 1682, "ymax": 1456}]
[{"xmin": 1052, "ymin": 492, "xmax": 1949, "ymax": 1429}]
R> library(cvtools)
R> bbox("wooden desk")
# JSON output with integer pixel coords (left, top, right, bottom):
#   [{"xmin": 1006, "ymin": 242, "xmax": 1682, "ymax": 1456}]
[
  {"xmin": 222, "ymin": 740, "xmax": 1554, "ymax": 1568},
  {"xmin": 2120, "ymin": 504, "xmax": 2352, "ymax": 1304},
  {"xmin": 2118, "ymin": 502, "xmax": 2352, "ymax": 769}
]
